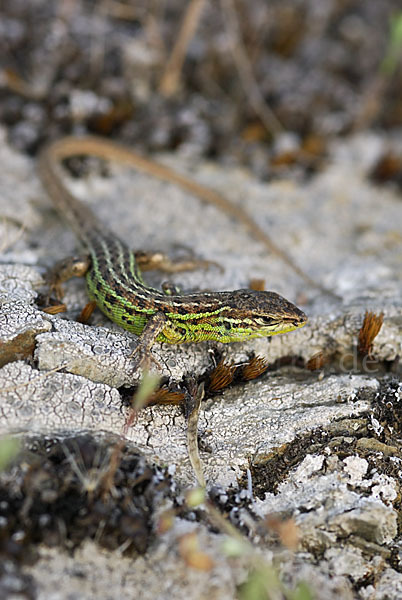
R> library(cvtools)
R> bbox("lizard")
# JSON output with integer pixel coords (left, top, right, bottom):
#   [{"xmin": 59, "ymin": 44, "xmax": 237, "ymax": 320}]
[{"xmin": 38, "ymin": 135, "xmax": 310, "ymax": 369}]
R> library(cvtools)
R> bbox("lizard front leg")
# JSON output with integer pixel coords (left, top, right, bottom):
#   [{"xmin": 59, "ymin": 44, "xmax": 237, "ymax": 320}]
[{"xmin": 129, "ymin": 311, "xmax": 167, "ymax": 372}]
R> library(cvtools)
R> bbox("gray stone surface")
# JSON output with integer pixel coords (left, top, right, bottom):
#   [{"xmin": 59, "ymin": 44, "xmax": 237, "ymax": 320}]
[
  {"xmin": 144, "ymin": 373, "xmax": 375, "ymax": 486},
  {"xmin": 0, "ymin": 361, "xmax": 122, "ymax": 434},
  {"xmin": 0, "ymin": 264, "xmax": 51, "ymax": 366},
  {"xmin": 362, "ymin": 569, "xmax": 402, "ymax": 600},
  {"xmin": 256, "ymin": 452, "xmax": 399, "ymax": 548},
  {"xmin": 0, "ymin": 360, "xmax": 377, "ymax": 487}
]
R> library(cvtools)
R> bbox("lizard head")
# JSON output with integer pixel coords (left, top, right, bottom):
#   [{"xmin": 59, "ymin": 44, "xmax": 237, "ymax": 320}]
[
  {"xmin": 162, "ymin": 288, "xmax": 307, "ymax": 344},
  {"xmin": 217, "ymin": 289, "xmax": 307, "ymax": 342}
]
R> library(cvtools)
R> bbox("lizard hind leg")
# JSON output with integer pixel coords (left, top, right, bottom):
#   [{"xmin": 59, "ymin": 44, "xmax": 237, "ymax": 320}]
[
  {"xmin": 134, "ymin": 250, "xmax": 222, "ymax": 274},
  {"xmin": 161, "ymin": 280, "xmax": 181, "ymax": 296},
  {"xmin": 45, "ymin": 254, "xmax": 91, "ymax": 300},
  {"xmin": 134, "ymin": 250, "xmax": 222, "ymax": 297}
]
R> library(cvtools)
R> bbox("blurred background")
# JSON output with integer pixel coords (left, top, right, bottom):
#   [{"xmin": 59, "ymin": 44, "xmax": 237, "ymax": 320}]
[{"xmin": 0, "ymin": 0, "xmax": 401, "ymax": 184}]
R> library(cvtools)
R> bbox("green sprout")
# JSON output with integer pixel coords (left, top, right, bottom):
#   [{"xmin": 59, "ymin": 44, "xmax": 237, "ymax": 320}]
[
  {"xmin": 0, "ymin": 436, "xmax": 20, "ymax": 471},
  {"xmin": 381, "ymin": 12, "xmax": 402, "ymax": 75}
]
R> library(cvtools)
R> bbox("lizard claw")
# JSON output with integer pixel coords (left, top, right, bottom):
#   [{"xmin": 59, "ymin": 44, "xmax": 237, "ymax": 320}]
[{"xmin": 129, "ymin": 345, "xmax": 162, "ymax": 373}]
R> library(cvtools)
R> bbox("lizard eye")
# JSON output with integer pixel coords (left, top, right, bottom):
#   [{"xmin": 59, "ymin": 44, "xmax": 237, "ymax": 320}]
[
  {"xmin": 260, "ymin": 316, "xmax": 274, "ymax": 325},
  {"xmin": 259, "ymin": 317, "xmax": 276, "ymax": 325}
]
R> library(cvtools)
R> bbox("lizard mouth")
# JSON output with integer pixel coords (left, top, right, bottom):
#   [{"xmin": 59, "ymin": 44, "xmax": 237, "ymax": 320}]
[
  {"xmin": 288, "ymin": 308, "xmax": 307, "ymax": 328},
  {"xmin": 273, "ymin": 311, "xmax": 307, "ymax": 334},
  {"xmin": 293, "ymin": 312, "xmax": 307, "ymax": 327}
]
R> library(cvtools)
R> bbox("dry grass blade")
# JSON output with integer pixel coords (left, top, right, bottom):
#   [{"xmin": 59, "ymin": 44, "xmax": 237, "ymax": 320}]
[
  {"xmin": 42, "ymin": 303, "xmax": 67, "ymax": 315},
  {"xmin": 0, "ymin": 219, "xmax": 26, "ymax": 254},
  {"xmin": 78, "ymin": 300, "xmax": 97, "ymax": 323},
  {"xmin": 186, "ymin": 381, "xmax": 206, "ymax": 487},
  {"xmin": 1, "ymin": 69, "xmax": 45, "ymax": 100},
  {"xmin": 104, "ymin": 1, "xmax": 143, "ymax": 21},
  {"xmin": 249, "ymin": 278, "xmax": 266, "ymax": 292},
  {"xmin": 358, "ymin": 310, "xmax": 384, "ymax": 357},
  {"xmin": 207, "ymin": 359, "xmax": 237, "ymax": 392},
  {"xmin": 221, "ymin": 0, "xmax": 283, "ymax": 136},
  {"xmin": 159, "ymin": 0, "xmax": 207, "ymax": 96},
  {"xmin": 148, "ymin": 386, "xmax": 185, "ymax": 406},
  {"xmin": 241, "ymin": 356, "xmax": 269, "ymax": 381},
  {"xmin": 306, "ymin": 351, "xmax": 330, "ymax": 371}
]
